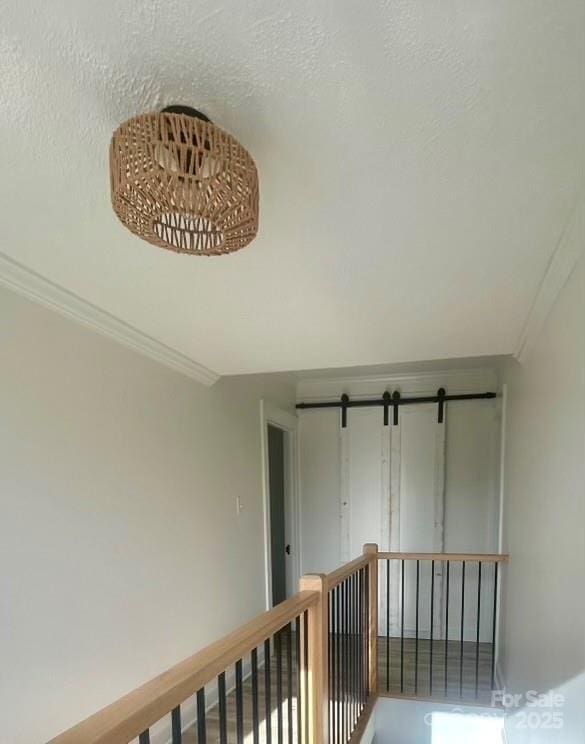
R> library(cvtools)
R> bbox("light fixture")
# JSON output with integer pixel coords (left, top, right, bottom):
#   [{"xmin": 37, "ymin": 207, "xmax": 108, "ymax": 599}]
[{"xmin": 110, "ymin": 105, "xmax": 259, "ymax": 256}]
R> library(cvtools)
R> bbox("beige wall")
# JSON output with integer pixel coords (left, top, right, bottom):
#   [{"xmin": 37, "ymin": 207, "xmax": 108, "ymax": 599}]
[
  {"xmin": 0, "ymin": 287, "xmax": 295, "ymax": 743},
  {"xmin": 500, "ymin": 254, "xmax": 585, "ymax": 742}
]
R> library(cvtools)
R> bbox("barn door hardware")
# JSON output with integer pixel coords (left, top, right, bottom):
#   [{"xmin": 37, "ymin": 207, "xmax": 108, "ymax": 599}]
[
  {"xmin": 437, "ymin": 387, "xmax": 446, "ymax": 424},
  {"xmin": 340, "ymin": 393, "xmax": 349, "ymax": 428},
  {"xmin": 383, "ymin": 391, "xmax": 391, "ymax": 426},
  {"xmin": 392, "ymin": 391, "xmax": 401, "ymax": 425},
  {"xmin": 296, "ymin": 389, "xmax": 496, "ymax": 430}
]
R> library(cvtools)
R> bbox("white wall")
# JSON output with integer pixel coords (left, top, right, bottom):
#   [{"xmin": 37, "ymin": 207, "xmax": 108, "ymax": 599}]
[
  {"xmin": 0, "ymin": 287, "xmax": 295, "ymax": 744},
  {"xmin": 500, "ymin": 254, "xmax": 585, "ymax": 743}
]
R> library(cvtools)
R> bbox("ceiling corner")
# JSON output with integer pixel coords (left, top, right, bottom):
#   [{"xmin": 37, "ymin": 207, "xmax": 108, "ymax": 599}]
[{"xmin": 514, "ymin": 193, "xmax": 585, "ymax": 365}]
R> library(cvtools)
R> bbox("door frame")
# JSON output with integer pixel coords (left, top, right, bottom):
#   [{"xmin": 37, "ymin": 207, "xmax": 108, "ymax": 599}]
[{"xmin": 260, "ymin": 400, "xmax": 300, "ymax": 610}]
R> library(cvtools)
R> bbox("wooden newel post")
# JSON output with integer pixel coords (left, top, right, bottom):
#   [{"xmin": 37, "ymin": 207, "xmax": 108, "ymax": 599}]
[
  {"xmin": 363, "ymin": 543, "xmax": 378, "ymax": 696},
  {"xmin": 299, "ymin": 573, "xmax": 328, "ymax": 744}
]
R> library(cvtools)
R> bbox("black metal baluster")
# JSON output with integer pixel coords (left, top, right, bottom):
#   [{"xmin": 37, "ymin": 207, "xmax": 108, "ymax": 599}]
[
  {"xmin": 358, "ymin": 572, "xmax": 362, "ymax": 713},
  {"xmin": 276, "ymin": 631, "xmax": 283, "ymax": 744},
  {"xmin": 460, "ymin": 561, "xmax": 466, "ymax": 698},
  {"xmin": 345, "ymin": 577, "xmax": 350, "ymax": 741},
  {"xmin": 331, "ymin": 587, "xmax": 337, "ymax": 744},
  {"xmin": 475, "ymin": 562, "xmax": 482, "ymax": 699},
  {"xmin": 336, "ymin": 584, "xmax": 341, "ymax": 744},
  {"xmin": 351, "ymin": 572, "xmax": 356, "ymax": 729},
  {"xmin": 349, "ymin": 574, "xmax": 353, "ymax": 732},
  {"xmin": 363, "ymin": 567, "xmax": 368, "ymax": 705},
  {"xmin": 218, "ymin": 672, "xmax": 227, "ymax": 744},
  {"xmin": 415, "ymin": 560, "xmax": 420, "ymax": 694},
  {"xmin": 362, "ymin": 567, "xmax": 370, "ymax": 705},
  {"xmin": 491, "ymin": 563, "xmax": 499, "ymax": 691},
  {"xmin": 400, "ymin": 559, "xmax": 405, "ymax": 693},
  {"xmin": 365, "ymin": 564, "xmax": 370, "ymax": 699},
  {"xmin": 445, "ymin": 561, "xmax": 450, "ymax": 697},
  {"xmin": 287, "ymin": 623, "xmax": 293, "ymax": 744},
  {"xmin": 342, "ymin": 578, "xmax": 347, "ymax": 744},
  {"xmin": 252, "ymin": 648, "xmax": 259, "ymax": 744},
  {"xmin": 197, "ymin": 688, "xmax": 206, "ymax": 744},
  {"xmin": 328, "ymin": 593, "xmax": 333, "ymax": 744},
  {"xmin": 265, "ymin": 639, "xmax": 272, "ymax": 744},
  {"xmin": 353, "ymin": 572, "xmax": 358, "ymax": 726},
  {"xmin": 357, "ymin": 570, "xmax": 361, "ymax": 711},
  {"xmin": 171, "ymin": 706, "xmax": 182, "ymax": 744},
  {"xmin": 357, "ymin": 572, "xmax": 362, "ymax": 713},
  {"xmin": 348, "ymin": 575, "xmax": 353, "ymax": 733},
  {"xmin": 338, "ymin": 579, "xmax": 342, "ymax": 743},
  {"xmin": 236, "ymin": 660, "xmax": 243, "ymax": 744},
  {"xmin": 350, "ymin": 573, "xmax": 354, "ymax": 729},
  {"xmin": 354, "ymin": 573, "xmax": 358, "ymax": 719},
  {"xmin": 362, "ymin": 566, "xmax": 370, "ymax": 705},
  {"xmin": 304, "ymin": 613, "xmax": 309, "ymax": 744},
  {"xmin": 350, "ymin": 574, "xmax": 354, "ymax": 731},
  {"xmin": 329, "ymin": 589, "xmax": 337, "ymax": 744},
  {"xmin": 430, "ymin": 560, "xmax": 435, "ymax": 696},
  {"xmin": 345, "ymin": 576, "xmax": 350, "ymax": 738},
  {"xmin": 359, "ymin": 568, "xmax": 364, "ymax": 708},
  {"xmin": 356, "ymin": 574, "xmax": 361, "ymax": 715},
  {"xmin": 349, "ymin": 575, "xmax": 353, "ymax": 732},
  {"xmin": 386, "ymin": 559, "xmax": 390, "ymax": 691},
  {"xmin": 139, "ymin": 731, "xmax": 150, "ymax": 744},
  {"xmin": 296, "ymin": 615, "xmax": 302, "ymax": 744}
]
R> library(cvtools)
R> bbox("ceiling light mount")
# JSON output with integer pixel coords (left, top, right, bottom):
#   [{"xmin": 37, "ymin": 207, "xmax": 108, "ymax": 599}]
[
  {"xmin": 160, "ymin": 104, "xmax": 211, "ymax": 122},
  {"xmin": 110, "ymin": 105, "xmax": 259, "ymax": 256}
]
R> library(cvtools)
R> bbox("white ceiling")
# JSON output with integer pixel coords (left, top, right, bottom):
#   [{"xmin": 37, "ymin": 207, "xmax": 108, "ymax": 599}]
[{"xmin": 1, "ymin": 1, "xmax": 584, "ymax": 377}]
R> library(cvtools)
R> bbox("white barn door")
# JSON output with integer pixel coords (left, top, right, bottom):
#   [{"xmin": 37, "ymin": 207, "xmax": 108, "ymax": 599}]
[
  {"xmin": 343, "ymin": 409, "xmax": 389, "ymax": 632},
  {"xmin": 387, "ymin": 404, "xmax": 446, "ymax": 638},
  {"xmin": 299, "ymin": 403, "xmax": 448, "ymax": 637}
]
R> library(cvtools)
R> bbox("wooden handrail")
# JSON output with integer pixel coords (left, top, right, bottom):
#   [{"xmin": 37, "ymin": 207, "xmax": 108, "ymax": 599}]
[
  {"xmin": 326, "ymin": 554, "xmax": 371, "ymax": 590},
  {"xmin": 49, "ymin": 591, "xmax": 318, "ymax": 744},
  {"xmin": 376, "ymin": 551, "xmax": 509, "ymax": 562}
]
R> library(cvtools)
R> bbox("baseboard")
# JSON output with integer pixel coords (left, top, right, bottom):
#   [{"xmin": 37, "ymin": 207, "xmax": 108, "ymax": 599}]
[{"xmin": 378, "ymin": 690, "xmax": 502, "ymax": 710}]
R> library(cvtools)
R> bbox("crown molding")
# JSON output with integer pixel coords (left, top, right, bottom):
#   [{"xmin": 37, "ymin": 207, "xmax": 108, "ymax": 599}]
[
  {"xmin": 515, "ymin": 194, "xmax": 585, "ymax": 364},
  {"xmin": 0, "ymin": 252, "xmax": 220, "ymax": 386}
]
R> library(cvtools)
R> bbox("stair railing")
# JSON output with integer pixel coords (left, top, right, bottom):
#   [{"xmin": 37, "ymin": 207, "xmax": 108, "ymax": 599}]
[
  {"xmin": 49, "ymin": 545, "xmax": 507, "ymax": 744},
  {"xmin": 376, "ymin": 550, "xmax": 509, "ymax": 702}
]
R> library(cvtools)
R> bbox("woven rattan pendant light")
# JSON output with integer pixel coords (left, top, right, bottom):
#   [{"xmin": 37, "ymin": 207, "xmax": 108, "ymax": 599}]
[{"xmin": 110, "ymin": 106, "xmax": 259, "ymax": 255}]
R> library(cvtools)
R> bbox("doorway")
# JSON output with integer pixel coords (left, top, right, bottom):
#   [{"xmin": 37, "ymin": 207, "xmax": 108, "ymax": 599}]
[
  {"xmin": 268, "ymin": 424, "xmax": 287, "ymax": 606},
  {"xmin": 261, "ymin": 401, "xmax": 300, "ymax": 609}
]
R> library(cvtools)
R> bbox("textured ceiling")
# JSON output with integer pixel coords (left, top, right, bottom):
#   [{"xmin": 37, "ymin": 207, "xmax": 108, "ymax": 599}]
[{"xmin": 1, "ymin": 1, "xmax": 584, "ymax": 375}]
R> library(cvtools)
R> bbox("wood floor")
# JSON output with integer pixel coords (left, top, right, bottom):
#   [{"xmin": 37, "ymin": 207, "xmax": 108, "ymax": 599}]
[{"xmin": 377, "ymin": 636, "xmax": 495, "ymax": 704}]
